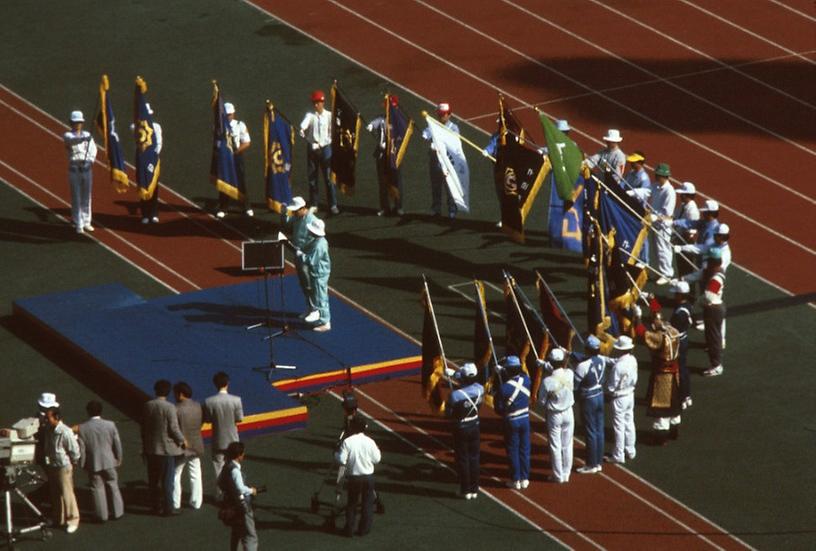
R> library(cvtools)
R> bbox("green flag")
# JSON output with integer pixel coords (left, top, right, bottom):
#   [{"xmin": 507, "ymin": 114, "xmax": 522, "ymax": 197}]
[{"xmin": 540, "ymin": 114, "xmax": 583, "ymax": 201}]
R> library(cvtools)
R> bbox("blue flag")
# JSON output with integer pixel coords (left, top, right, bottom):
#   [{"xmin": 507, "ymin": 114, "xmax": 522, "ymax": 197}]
[
  {"xmin": 210, "ymin": 81, "xmax": 242, "ymax": 201},
  {"xmin": 133, "ymin": 76, "xmax": 160, "ymax": 200},
  {"xmin": 547, "ymin": 172, "xmax": 584, "ymax": 252},
  {"xmin": 97, "ymin": 75, "xmax": 129, "ymax": 193},
  {"xmin": 385, "ymin": 94, "xmax": 413, "ymax": 199},
  {"xmin": 264, "ymin": 101, "xmax": 294, "ymax": 213},
  {"xmin": 597, "ymin": 172, "xmax": 649, "ymax": 264}
]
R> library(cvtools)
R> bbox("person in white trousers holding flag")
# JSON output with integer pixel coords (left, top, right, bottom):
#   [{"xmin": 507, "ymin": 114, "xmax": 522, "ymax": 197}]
[
  {"xmin": 422, "ymin": 103, "xmax": 469, "ymax": 219},
  {"xmin": 604, "ymin": 336, "xmax": 638, "ymax": 464},
  {"xmin": 540, "ymin": 348, "xmax": 574, "ymax": 483}
]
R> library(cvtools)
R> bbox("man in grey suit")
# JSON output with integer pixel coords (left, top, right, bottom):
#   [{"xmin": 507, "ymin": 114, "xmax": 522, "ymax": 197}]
[
  {"xmin": 173, "ymin": 381, "xmax": 204, "ymax": 510},
  {"xmin": 77, "ymin": 400, "xmax": 124, "ymax": 522},
  {"xmin": 202, "ymin": 372, "xmax": 243, "ymax": 497},
  {"xmin": 142, "ymin": 379, "xmax": 186, "ymax": 516}
]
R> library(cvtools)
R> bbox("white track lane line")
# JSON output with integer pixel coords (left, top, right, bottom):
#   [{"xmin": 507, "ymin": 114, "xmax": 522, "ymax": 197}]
[{"xmin": 767, "ymin": 0, "xmax": 816, "ymax": 22}]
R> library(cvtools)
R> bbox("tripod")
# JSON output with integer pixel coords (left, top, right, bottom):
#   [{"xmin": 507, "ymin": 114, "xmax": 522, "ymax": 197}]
[{"xmin": 2, "ymin": 466, "xmax": 51, "ymax": 549}]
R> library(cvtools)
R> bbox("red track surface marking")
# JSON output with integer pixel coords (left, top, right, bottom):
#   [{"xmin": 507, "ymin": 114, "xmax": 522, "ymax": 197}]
[
  {"xmin": 251, "ymin": 0, "xmax": 815, "ymax": 296},
  {"xmin": 0, "ymin": 87, "xmax": 754, "ymax": 548}
]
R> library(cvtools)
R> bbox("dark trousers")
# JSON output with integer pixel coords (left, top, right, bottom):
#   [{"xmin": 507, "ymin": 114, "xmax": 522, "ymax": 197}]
[
  {"xmin": 678, "ymin": 337, "xmax": 690, "ymax": 400},
  {"xmin": 581, "ymin": 394, "xmax": 605, "ymax": 468},
  {"xmin": 453, "ymin": 423, "xmax": 480, "ymax": 494},
  {"xmin": 375, "ymin": 152, "xmax": 402, "ymax": 211},
  {"xmin": 344, "ymin": 474, "xmax": 375, "ymax": 537},
  {"xmin": 429, "ymin": 154, "xmax": 456, "ymax": 216},
  {"xmin": 219, "ymin": 155, "xmax": 248, "ymax": 211},
  {"xmin": 307, "ymin": 145, "xmax": 336, "ymax": 208},
  {"xmin": 146, "ymin": 454, "xmax": 176, "ymax": 514},
  {"xmin": 503, "ymin": 417, "xmax": 530, "ymax": 482},
  {"xmin": 140, "ymin": 185, "xmax": 160, "ymax": 219},
  {"xmin": 704, "ymin": 304, "xmax": 725, "ymax": 367},
  {"xmin": 230, "ymin": 502, "xmax": 258, "ymax": 551}
]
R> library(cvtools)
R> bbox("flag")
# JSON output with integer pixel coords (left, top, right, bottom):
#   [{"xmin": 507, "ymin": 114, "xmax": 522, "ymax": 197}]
[
  {"xmin": 96, "ymin": 75, "xmax": 129, "ymax": 193},
  {"xmin": 424, "ymin": 114, "xmax": 470, "ymax": 212},
  {"xmin": 495, "ymin": 132, "xmax": 548, "ymax": 243},
  {"xmin": 535, "ymin": 273, "xmax": 575, "ymax": 351},
  {"xmin": 210, "ymin": 81, "xmax": 242, "ymax": 201},
  {"xmin": 504, "ymin": 276, "xmax": 549, "ymax": 402},
  {"xmin": 540, "ymin": 113, "xmax": 583, "ymax": 201},
  {"xmin": 607, "ymin": 246, "xmax": 649, "ymax": 336},
  {"xmin": 498, "ymin": 94, "xmax": 524, "ymax": 144},
  {"xmin": 264, "ymin": 101, "xmax": 294, "ymax": 213},
  {"xmin": 547, "ymin": 172, "xmax": 584, "ymax": 252},
  {"xmin": 597, "ymin": 172, "xmax": 650, "ymax": 264},
  {"xmin": 133, "ymin": 76, "xmax": 160, "ymax": 201},
  {"xmin": 421, "ymin": 284, "xmax": 446, "ymax": 414},
  {"xmin": 330, "ymin": 82, "xmax": 362, "ymax": 195},
  {"xmin": 473, "ymin": 280, "xmax": 497, "ymax": 408},
  {"xmin": 586, "ymin": 215, "xmax": 619, "ymax": 353},
  {"xmin": 384, "ymin": 94, "xmax": 413, "ymax": 200}
]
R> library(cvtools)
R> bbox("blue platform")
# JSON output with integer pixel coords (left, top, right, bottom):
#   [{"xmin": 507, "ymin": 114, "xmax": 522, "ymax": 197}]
[{"xmin": 13, "ymin": 277, "xmax": 420, "ymax": 436}]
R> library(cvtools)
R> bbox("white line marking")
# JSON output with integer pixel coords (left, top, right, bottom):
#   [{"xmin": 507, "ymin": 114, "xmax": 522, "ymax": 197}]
[{"xmin": 767, "ymin": 0, "xmax": 816, "ymax": 22}]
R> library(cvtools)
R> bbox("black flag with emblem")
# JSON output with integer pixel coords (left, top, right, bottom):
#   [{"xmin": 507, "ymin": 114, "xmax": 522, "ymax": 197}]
[
  {"xmin": 330, "ymin": 81, "xmax": 362, "ymax": 196},
  {"xmin": 495, "ymin": 135, "xmax": 548, "ymax": 244}
]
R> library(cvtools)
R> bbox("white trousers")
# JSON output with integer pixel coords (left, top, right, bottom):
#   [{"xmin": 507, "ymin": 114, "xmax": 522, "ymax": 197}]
[
  {"xmin": 651, "ymin": 224, "xmax": 674, "ymax": 278},
  {"xmin": 173, "ymin": 455, "xmax": 202, "ymax": 509},
  {"xmin": 611, "ymin": 394, "xmax": 636, "ymax": 462},
  {"xmin": 69, "ymin": 168, "xmax": 93, "ymax": 229},
  {"xmin": 546, "ymin": 408, "xmax": 574, "ymax": 482}
]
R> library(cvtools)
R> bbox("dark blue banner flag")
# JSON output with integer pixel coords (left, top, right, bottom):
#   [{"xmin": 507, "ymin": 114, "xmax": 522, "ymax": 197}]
[
  {"xmin": 97, "ymin": 75, "xmax": 129, "ymax": 193},
  {"xmin": 598, "ymin": 172, "xmax": 649, "ymax": 264},
  {"xmin": 330, "ymin": 81, "xmax": 362, "ymax": 196},
  {"xmin": 385, "ymin": 94, "xmax": 413, "ymax": 199},
  {"xmin": 264, "ymin": 101, "xmax": 294, "ymax": 213},
  {"xmin": 210, "ymin": 81, "xmax": 242, "ymax": 201},
  {"xmin": 133, "ymin": 76, "xmax": 160, "ymax": 200},
  {"xmin": 547, "ymin": 172, "xmax": 584, "ymax": 253}
]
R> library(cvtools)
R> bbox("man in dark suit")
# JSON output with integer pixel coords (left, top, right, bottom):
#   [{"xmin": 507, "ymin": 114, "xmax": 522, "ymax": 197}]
[
  {"xmin": 77, "ymin": 400, "xmax": 124, "ymax": 522},
  {"xmin": 142, "ymin": 379, "xmax": 186, "ymax": 516},
  {"xmin": 173, "ymin": 381, "xmax": 204, "ymax": 510},
  {"xmin": 203, "ymin": 372, "xmax": 243, "ymax": 498}
]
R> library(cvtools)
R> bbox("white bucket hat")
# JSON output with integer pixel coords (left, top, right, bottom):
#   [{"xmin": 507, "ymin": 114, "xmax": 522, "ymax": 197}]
[
  {"xmin": 38, "ymin": 392, "xmax": 59, "ymax": 408},
  {"xmin": 603, "ymin": 128, "xmax": 622, "ymax": 142},
  {"xmin": 307, "ymin": 217, "xmax": 326, "ymax": 237},
  {"xmin": 717, "ymin": 223, "xmax": 730, "ymax": 236},
  {"xmin": 70, "ymin": 110, "xmax": 84, "ymax": 123},
  {"xmin": 613, "ymin": 335, "xmax": 634, "ymax": 351}
]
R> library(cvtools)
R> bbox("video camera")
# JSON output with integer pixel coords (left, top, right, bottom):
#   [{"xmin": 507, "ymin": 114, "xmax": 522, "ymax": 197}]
[{"xmin": 0, "ymin": 418, "xmax": 39, "ymax": 467}]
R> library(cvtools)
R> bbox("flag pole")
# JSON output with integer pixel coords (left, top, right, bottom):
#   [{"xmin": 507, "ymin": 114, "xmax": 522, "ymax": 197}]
[
  {"xmin": 624, "ymin": 270, "xmax": 652, "ymax": 309},
  {"xmin": 422, "ymin": 275, "xmax": 454, "ymax": 391},
  {"xmin": 502, "ymin": 271, "xmax": 540, "ymax": 362},
  {"xmin": 534, "ymin": 271, "xmax": 586, "ymax": 347},
  {"xmin": 473, "ymin": 280, "xmax": 504, "ymax": 385},
  {"xmin": 422, "ymin": 111, "xmax": 496, "ymax": 162}
]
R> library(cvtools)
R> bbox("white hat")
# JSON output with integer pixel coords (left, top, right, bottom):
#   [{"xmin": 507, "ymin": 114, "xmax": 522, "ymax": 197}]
[
  {"xmin": 145, "ymin": 102, "xmax": 154, "ymax": 115},
  {"xmin": 436, "ymin": 102, "xmax": 451, "ymax": 115},
  {"xmin": 717, "ymin": 223, "xmax": 730, "ymax": 236},
  {"xmin": 70, "ymin": 110, "xmax": 84, "ymax": 123},
  {"xmin": 38, "ymin": 392, "xmax": 59, "ymax": 408},
  {"xmin": 556, "ymin": 119, "xmax": 570, "ymax": 132},
  {"xmin": 307, "ymin": 217, "xmax": 326, "ymax": 237},
  {"xmin": 670, "ymin": 280, "xmax": 690, "ymax": 295},
  {"xmin": 700, "ymin": 200, "xmax": 719, "ymax": 212},
  {"xmin": 286, "ymin": 196, "xmax": 306, "ymax": 211},
  {"xmin": 613, "ymin": 335, "xmax": 634, "ymax": 351},
  {"xmin": 603, "ymin": 128, "xmax": 622, "ymax": 142},
  {"xmin": 458, "ymin": 362, "xmax": 477, "ymax": 378},
  {"xmin": 677, "ymin": 181, "xmax": 696, "ymax": 195},
  {"xmin": 548, "ymin": 347, "xmax": 565, "ymax": 363},
  {"xmin": 224, "ymin": 102, "xmax": 236, "ymax": 115}
]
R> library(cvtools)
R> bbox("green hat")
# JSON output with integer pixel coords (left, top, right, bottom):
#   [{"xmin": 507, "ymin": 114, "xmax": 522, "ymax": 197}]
[{"xmin": 654, "ymin": 163, "xmax": 671, "ymax": 177}]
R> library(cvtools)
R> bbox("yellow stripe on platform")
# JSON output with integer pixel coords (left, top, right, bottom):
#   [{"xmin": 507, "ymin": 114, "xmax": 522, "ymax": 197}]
[
  {"xmin": 271, "ymin": 355, "xmax": 422, "ymax": 389},
  {"xmin": 201, "ymin": 405, "xmax": 308, "ymax": 432}
]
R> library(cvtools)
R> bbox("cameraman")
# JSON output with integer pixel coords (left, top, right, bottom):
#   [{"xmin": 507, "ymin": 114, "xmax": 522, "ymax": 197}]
[{"xmin": 217, "ymin": 442, "xmax": 258, "ymax": 551}]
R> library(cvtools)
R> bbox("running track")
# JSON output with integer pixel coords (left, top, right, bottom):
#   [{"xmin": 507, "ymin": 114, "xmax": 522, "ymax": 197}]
[
  {"xmin": 248, "ymin": 0, "xmax": 816, "ymax": 299},
  {"xmin": 0, "ymin": 85, "xmax": 752, "ymax": 548}
]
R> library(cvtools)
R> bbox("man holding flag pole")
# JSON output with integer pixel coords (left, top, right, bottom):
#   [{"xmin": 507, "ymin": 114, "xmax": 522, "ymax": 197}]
[
  {"xmin": 133, "ymin": 77, "xmax": 162, "ymax": 224},
  {"xmin": 263, "ymin": 101, "xmax": 294, "ymax": 213},
  {"xmin": 422, "ymin": 103, "xmax": 469, "ymax": 219},
  {"xmin": 366, "ymin": 93, "xmax": 413, "ymax": 217}
]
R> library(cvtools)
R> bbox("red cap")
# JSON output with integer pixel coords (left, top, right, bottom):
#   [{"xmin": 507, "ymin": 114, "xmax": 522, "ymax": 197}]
[
  {"xmin": 436, "ymin": 102, "xmax": 451, "ymax": 116},
  {"xmin": 389, "ymin": 94, "xmax": 399, "ymax": 107},
  {"xmin": 311, "ymin": 90, "xmax": 325, "ymax": 102}
]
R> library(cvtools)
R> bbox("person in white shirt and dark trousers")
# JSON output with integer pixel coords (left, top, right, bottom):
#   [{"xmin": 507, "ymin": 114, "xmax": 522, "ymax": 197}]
[
  {"xmin": 217, "ymin": 442, "xmax": 258, "ymax": 551},
  {"xmin": 335, "ymin": 415, "xmax": 381, "ymax": 537},
  {"xmin": 63, "ymin": 110, "xmax": 97, "ymax": 234},
  {"xmin": 217, "ymin": 102, "xmax": 253, "ymax": 218},
  {"xmin": 300, "ymin": 90, "xmax": 338, "ymax": 214}
]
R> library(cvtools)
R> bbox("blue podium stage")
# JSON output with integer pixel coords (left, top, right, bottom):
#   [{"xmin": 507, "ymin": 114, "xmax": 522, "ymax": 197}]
[{"xmin": 14, "ymin": 277, "xmax": 420, "ymax": 436}]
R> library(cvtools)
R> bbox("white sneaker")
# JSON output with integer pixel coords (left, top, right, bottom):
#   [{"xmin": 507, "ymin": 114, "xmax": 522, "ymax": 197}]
[
  {"xmin": 245, "ymin": 209, "xmax": 254, "ymax": 217},
  {"xmin": 76, "ymin": 226, "xmax": 84, "ymax": 234},
  {"xmin": 603, "ymin": 455, "xmax": 625, "ymax": 464},
  {"xmin": 656, "ymin": 276, "xmax": 670, "ymax": 286},
  {"xmin": 313, "ymin": 323, "xmax": 331, "ymax": 332},
  {"xmin": 66, "ymin": 524, "xmax": 78, "ymax": 534},
  {"xmin": 576, "ymin": 465, "xmax": 602, "ymax": 474},
  {"xmin": 141, "ymin": 217, "xmax": 150, "ymax": 224},
  {"xmin": 506, "ymin": 480, "xmax": 521, "ymax": 490},
  {"xmin": 703, "ymin": 365, "xmax": 723, "ymax": 377},
  {"xmin": 151, "ymin": 216, "xmax": 159, "ymax": 223},
  {"xmin": 626, "ymin": 450, "xmax": 636, "ymax": 461},
  {"xmin": 304, "ymin": 310, "xmax": 320, "ymax": 323},
  {"xmin": 215, "ymin": 210, "xmax": 226, "ymax": 219},
  {"xmin": 495, "ymin": 220, "xmax": 502, "ymax": 228},
  {"xmin": 84, "ymin": 225, "xmax": 94, "ymax": 232},
  {"xmin": 467, "ymin": 492, "xmax": 478, "ymax": 500},
  {"xmin": 520, "ymin": 479, "xmax": 529, "ymax": 489},
  {"xmin": 695, "ymin": 320, "xmax": 705, "ymax": 331}
]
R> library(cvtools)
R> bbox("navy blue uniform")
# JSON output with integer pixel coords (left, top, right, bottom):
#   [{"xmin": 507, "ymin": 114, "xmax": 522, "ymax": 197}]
[
  {"xmin": 494, "ymin": 373, "xmax": 531, "ymax": 485},
  {"xmin": 445, "ymin": 382, "xmax": 484, "ymax": 495}
]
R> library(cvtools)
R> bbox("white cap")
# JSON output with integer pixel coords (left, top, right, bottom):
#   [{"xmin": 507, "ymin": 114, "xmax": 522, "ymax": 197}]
[
  {"xmin": 307, "ymin": 217, "xmax": 326, "ymax": 237},
  {"xmin": 145, "ymin": 102, "xmax": 154, "ymax": 115},
  {"xmin": 286, "ymin": 196, "xmax": 306, "ymax": 211},
  {"xmin": 556, "ymin": 119, "xmax": 570, "ymax": 132},
  {"xmin": 38, "ymin": 392, "xmax": 59, "ymax": 408},
  {"xmin": 224, "ymin": 102, "xmax": 235, "ymax": 115},
  {"xmin": 548, "ymin": 347, "xmax": 565, "ymax": 363},
  {"xmin": 677, "ymin": 181, "xmax": 696, "ymax": 195},
  {"xmin": 436, "ymin": 102, "xmax": 451, "ymax": 114},
  {"xmin": 717, "ymin": 223, "xmax": 730, "ymax": 236},
  {"xmin": 613, "ymin": 335, "xmax": 634, "ymax": 351},
  {"xmin": 70, "ymin": 110, "xmax": 84, "ymax": 123},
  {"xmin": 670, "ymin": 280, "xmax": 690, "ymax": 295},
  {"xmin": 458, "ymin": 362, "xmax": 477, "ymax": 378},
  {"xmin": 603, "ymin": 128, "xmax": 622, "ymax": 142},
  {"xmin": 700, "ymin": 200, "xmax": 719, "ymax": 212}
]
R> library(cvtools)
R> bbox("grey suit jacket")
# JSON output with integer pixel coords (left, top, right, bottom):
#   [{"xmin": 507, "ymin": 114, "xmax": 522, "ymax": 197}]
[
  {"xmin": 176, "ymin": 399, "xmax": 205, "ymax": 457},
  {"xmin": 203, "ymin": 391, "xmax": 243, "ymax": 451},
  {"xmin": 142, "ymin": 397, "xmax": 185, "ymax": 456},
  {"xmin": 78, "ymin": 417, "xmax": 122, "ymax": 472}
]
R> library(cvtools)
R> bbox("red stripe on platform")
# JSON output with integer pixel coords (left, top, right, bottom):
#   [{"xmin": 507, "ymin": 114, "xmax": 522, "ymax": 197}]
[{"xmin": 272, "ymin": 357, "xmax": 422, "ymax": 391}]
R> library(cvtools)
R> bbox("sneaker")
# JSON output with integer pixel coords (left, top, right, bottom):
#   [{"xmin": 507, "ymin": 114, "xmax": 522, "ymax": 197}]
[
  {"xmin": 313, "ymin": 323, "xmax": 331, "ymax": 332},
  {"xmin": 603, "ymin": 455, "xmax": 625, "ymax": 464},
  {"xmin": 520, "ymin": 479, "xmax": 529, "ymax": 489},
  {"xmin": 151, "ymin": 216, "xmax": 159, "ymax": 223},
  {"xmin": 245, "ymin": 209, "xmax": 254, "ymax": 217},
  {"xmin": 495, "ymin": 220, "xmax": 502, "ymax": 228},
  {"xmin": 330, "ymin": 206, "xmax": 340, "ymax": 215},
  {"xmin": 685, "ymin": 397, "xmax": 693, "ymax": 409},
  {"xmin": 656, "ymin": 276, "xmax": 670, "ymax": 286},
  {"xmin": 547, "ymin": 475, "xmax": 564, "ymax": 483},
  {"xmin": 694, "ymin": 320, "xmax": 705, "ymax": 331},
  {"xmin": 141, "ymin": 217, "xmax": 150, "ymax": 225},
  {"xmin": 304, "ymin": 310, "xmax": 320, "ymax": 323},
  {"xmin": 576, "ymin": 465, "xmax": 601, "ymax": 474},
  {"xmin": 84, "ymin": 225, "xmax": 94, "ymax": 232},
  {"xmin": 376, "ymin": 210, "xmax": 386, "ymax": 217},
  {"xmin": 626, "ymin": 451, "xmax": 636, "ymax": 461},
  {"xmin": 703, "ymin": 365, "xmax": 723, "ymax": 377},
  {"xmin": 66, "ymin": 524, "xmax": 78, "ymax": 534},
  {"xmin": 468, "ymin": 492, "xmax": 478, "ymax": 500},
  {"xmin": 76, "ymin": 226, "xmax": 84, "ymax": 234},
  {"xmin": 505, "ymin": 480, "xmax": 521, "ymax": 490},
  {"xmin": 215, "ymin": 210, "xmax": 226, "ymax": 219}
]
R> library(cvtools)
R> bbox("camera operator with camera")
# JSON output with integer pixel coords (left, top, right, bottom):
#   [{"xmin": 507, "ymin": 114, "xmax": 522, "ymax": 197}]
[{"xmin": 217, "ymin": 441, "xmax": 264, "ymax": 551}]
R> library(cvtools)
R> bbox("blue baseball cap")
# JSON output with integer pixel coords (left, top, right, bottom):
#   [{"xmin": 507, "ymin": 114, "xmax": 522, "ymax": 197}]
[
  {"xmin": 503, "ymin": 355, "xmax": 521, "ymax": 368},
  {"xmin": 587, "ymin": 335, "xmax": 601, "ymax": 350}
]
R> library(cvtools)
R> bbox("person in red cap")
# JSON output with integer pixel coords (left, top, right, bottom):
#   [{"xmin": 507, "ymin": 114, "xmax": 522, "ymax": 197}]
[
  {"xmin": 365, "ymin": 94, "xmax": 404, "ymax": 217},
  {"xmin": 422, "ymin": 102, "xmax": 459, "ymax": 219},
  {"xmin": 299, "ymin": 89, "xmax": 339, "ymax": 214}
]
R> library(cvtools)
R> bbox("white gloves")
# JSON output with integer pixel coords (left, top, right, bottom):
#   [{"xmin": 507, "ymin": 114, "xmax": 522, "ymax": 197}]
[{"xmin": 444, "ymin": 367, "xmax": 456, "ymax": 378}]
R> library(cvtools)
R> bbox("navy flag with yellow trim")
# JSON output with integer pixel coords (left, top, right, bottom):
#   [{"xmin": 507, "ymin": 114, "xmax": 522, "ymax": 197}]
[
  {"xmin": 330, "ymin": 82, "xmax": 362, "ymax": 196},
  {"xmin": 385, "ymin": 93, "xmax": 413, "ymax": 199},
  {"xmin": 540, "ymin": 113, "xmax": 583, "ymax": 201},
  {"xmin": 598, "ymin": 171, "xmax": 650, "ymax": 264},
  {"xmin": 97, "ymin": 75, "xmax": 129, "ymax": 193},
  {"xmin": 421, "ymin": 283, "xmax": 447, "ymax": 415},
  {"xmin": 133, "ymin": 76, "xmax": 160, "ymax": 201},
  {"xmin": 264, "ymin": 101, "xmax": 294, "ymax": 213},
  {"xmin": 210, "ymin": 81, "xmax": 242, "ymax": 201},
  {"xmin": 495, "ymin": 133, "xmax": 549, "ymax": 244}
]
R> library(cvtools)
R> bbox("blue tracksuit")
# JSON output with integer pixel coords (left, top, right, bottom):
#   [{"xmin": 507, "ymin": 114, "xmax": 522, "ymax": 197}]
[
  {"xmin": 445, "ymin": 382, "xmax": 484, "ymax": 495},
  {"xmin": 303, "ymin": 236, "xmax": 331, "ymax": 324},
  {"xmin": 574, "ymin": 355, "xmax": 610, "ymax": 468},
  {"xmin": 494, "ymin": 373, "xmax": 531, "ymax": 483}
]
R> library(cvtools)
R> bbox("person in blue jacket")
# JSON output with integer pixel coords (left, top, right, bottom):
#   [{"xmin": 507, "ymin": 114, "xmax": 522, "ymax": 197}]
[
  {"xmin": 494, "ymin": 355, "xmax": 531, "ymax": 490},
  {"xmin": 299, "ymin": 217, "xmax": 331, "ymax": 332},
  {"xmin": 444, "ymin": 363, "xmax": 484, "ymax": 500}
]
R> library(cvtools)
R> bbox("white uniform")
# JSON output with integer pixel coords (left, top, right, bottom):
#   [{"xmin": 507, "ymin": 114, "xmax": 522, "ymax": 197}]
[
  {"xmin": 227, "ymin": 119, "xmax": 249, "ymax": 152},
  {"xmin": 605, "ymin": 354, "xmax": 638, "ymax": 462},
  {"xmin": 649, "ymin": 181, "xmax": 677, "ymax": 278},
  {"xmin": 63, "ymin": 129, "xmax": 98, "ymax": 231},
  {"xmin": 674, "ymin": 198, "xmax": 699, "ymax": 223},
  {"xmin": 541, "ymin": 368, "xmax": 574, "ymax": 482},
  {"xmin": 587, "ymin": 146, "xmax": 626, "ymax": 176},
  {"xmin": 299, "ymin": 110, "xmax": 332, "ymax": 150}
]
